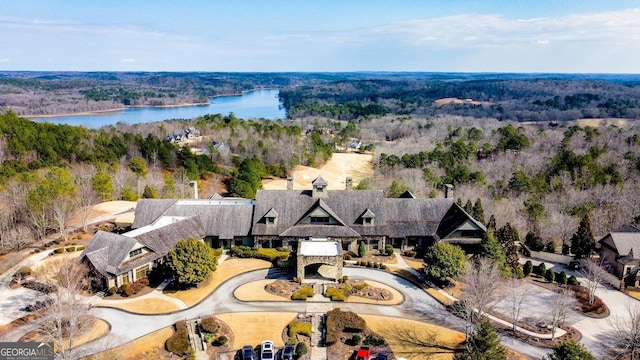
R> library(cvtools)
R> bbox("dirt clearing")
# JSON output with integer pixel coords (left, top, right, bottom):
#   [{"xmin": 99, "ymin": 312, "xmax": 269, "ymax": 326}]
[{"xmin": 262, "ymin": 152, "xmax": 374, "ymax": 190}]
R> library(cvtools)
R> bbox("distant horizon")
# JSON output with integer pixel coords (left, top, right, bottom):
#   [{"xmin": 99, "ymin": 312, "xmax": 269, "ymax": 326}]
[{"xmin": 2, "ymin": 1, "xmax": 640, "ymax": 73}]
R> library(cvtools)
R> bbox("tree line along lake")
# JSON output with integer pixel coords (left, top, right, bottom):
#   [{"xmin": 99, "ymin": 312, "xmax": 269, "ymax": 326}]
[{"xmin": 30, "ymin": 89, "xmax": 286, "ymax": 128}]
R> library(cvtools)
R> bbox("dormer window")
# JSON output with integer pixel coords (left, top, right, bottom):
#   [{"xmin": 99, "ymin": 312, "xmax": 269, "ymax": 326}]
[
  {"xmin": 311, "ymin": 216, "xmax": 330, "ymax": 224},
  {"xmin": 129, "ymin": 248, "xmax": 142, "ymax": 258},
  {"xmin": 363, "ymin": 218, "xmax": 373, "ymax": 225},
  {"xmin": 263, "ymin": 208, "xmax": 279, "ymax": 225},
  {"xmin": 360, "ymin": 208, "xmax": 375, "ymax": 226}
]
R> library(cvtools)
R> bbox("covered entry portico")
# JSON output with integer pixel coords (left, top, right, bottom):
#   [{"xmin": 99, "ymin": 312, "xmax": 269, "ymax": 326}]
[{"xmin": 296, "ymin": 240, "xmax": 343, "ymax": 282}]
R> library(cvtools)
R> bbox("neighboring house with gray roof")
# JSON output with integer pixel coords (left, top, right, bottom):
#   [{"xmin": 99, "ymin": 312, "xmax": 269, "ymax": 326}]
[{"xmin": 599, "ymin": 224, "xmax": 640, "ymax": 285}]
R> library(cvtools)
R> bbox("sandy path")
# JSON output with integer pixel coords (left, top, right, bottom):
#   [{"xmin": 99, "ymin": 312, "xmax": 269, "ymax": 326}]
[{"xmin": 262, "ymin": 152, "xmax": 374, "ymax": 190}]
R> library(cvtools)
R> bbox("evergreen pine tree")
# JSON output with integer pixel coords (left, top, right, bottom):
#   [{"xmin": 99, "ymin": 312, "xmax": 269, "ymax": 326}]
[
  {"xmin": 464, "ymin": 199, "xmax": 474, "ymax": 214},
  {"xmin": 480, "ymin": 231, "xmax": 507, "ymax": 272},
  {"xmin": 486, "ymin": 215, "xmax": 497, "ymax": 232},
  {"xmin": 496, "ymin": 223, "xmax": 520, "ymax": 271},
  {"xmin": 570, "ymin": 214, "xmax": 595, "ymax": 258},
  {"xmin": 472, "ymin": 198, "xmax": 485, "ymax": 223},
  {"xmin": 547, "ymin": 340, "xmax": 595, "ymax": 360},
  {"xmin": 456, "ymin": 198, "xmax": 463, "ymax": 207},
  {"xmin": 456, "ymin": 319, "xmax": 506, "ymax": 360}
]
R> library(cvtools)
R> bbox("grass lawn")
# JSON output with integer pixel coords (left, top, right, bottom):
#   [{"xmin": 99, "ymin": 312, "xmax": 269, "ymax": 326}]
[
  {"xmin": 164, "ymin": 258, "xmax": 272, "ymax": 306},
  {"xmin": 96, "ymin": 298, "xmax": 182, "ymax": 314},
  {"xmin": 217, "ymin": 312, "xmax": 297, "ymax": 349},
  {"xmin": 83, "ymin": 327, "xmax": 174, "ymax": 360},
  {"xmin": 234, "ymin": 280, "xmax": 293, "ymax": 302},
  {"xmin": 361, "ymin": 314, "xmax": 465, "ymax": 360},
  {"xmin": 20, "ymin": 317, "xmax": 109, "ymax": 353}
]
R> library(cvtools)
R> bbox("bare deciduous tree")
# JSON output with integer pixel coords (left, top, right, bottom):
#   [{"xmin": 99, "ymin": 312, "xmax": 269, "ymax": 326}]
[
  {"xmin": 581, "ymin": 257, "xmax": 607, "ymax": 306},
  {"xmin": 608, "ymin": 301, "xmax": 640, "ymax": 360},
  {"xmin": 546, "ymin": 287, "xmax": 578, "ymax": 340},
  {"xmin": 73, "ymin": 166, "xmax": 99, "ymax": 232},
  {"xmin": 33, "ymin": 258, "xmax": 93, "ymax": 360},
  {"xmin": 455, "ymin": 257, "xmax": 504, "ymax": 341},
  {"xmin": 51, "ymin": 197, "xmax": 77, "ymax": 243},
  {"xmin": 505, "ymin": 276, "xmax": 530, "ymax": 332}
]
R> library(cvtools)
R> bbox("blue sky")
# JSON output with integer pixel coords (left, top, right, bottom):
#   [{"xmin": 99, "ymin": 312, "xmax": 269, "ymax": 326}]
[{"xmin": 2, "ymin": 1, "xmax": 640, "ymax": 73}]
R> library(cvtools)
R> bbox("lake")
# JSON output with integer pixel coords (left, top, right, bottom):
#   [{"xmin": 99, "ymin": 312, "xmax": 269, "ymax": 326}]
[{"xmin": 30, "ymin": 89, "xmax": 286, "ymax": 128}]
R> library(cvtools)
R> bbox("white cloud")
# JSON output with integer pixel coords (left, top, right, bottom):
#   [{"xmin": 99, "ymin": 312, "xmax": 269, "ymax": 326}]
[{"xmin": 120, "ymin": 59, "xmax": 136, "ymax": 63}]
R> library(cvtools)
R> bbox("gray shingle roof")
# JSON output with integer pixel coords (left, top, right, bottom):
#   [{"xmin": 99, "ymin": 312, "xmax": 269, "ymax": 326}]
[
  {"xmin": 82, "ymin": 216, "xmax": 207, "ymax": 277},
  {"xmin": 252, "ymin": 189, "xmax": 387, "ymax": 237},
  {"xmin": 312, "ymin": 176, "xmax": 328, "ymax": 187},
  {"xmin": 600, "ymin": 229, "xmax": 640, "ymax": 259},
  {"xmin": 133, "ymin": 199, "xmax": 254, "ymax": 239},
  {"xmin": 132, "ymin": 199, "xmax": 178, "ymax": 228}
]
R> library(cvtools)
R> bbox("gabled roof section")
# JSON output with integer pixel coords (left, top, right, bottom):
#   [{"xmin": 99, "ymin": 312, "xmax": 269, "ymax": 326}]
[
  {"xmin": 264, "ymin": 208, "xmax": 279, "ymax": 218},
  {"xmin": 436, "ymin": 202, "xmax": 487, "ymax": 239},
  {"xmin": 132, "ymin": 199, "xmax": 178, "ymax": 229},
  {"xmin": 384, "ymin": 198, "xmax": 453, "ymax": 238},
  {"xmin": 599, "ymin": 226, "xmax": 640, "ymax": 259},
  {"xmin": 297, "ymin": 199, "xmax": 348, "ymax": 226},
  {"xmin": 80, "ymin": 231, "xmax": 139, "ymax": 277},
  {"xmin": 312, "ymin": 176, "xmax": 328, "ymax": 187},
  {"xmin": 361, "ymin": 208, "xmax": 376, "ymax": 219},
  {"xmin": 133, "ymin": 216, "xmax": 206, "ymax": 254}
]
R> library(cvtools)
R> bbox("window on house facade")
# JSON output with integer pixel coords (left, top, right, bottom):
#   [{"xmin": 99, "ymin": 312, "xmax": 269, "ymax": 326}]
[
  {"xmin": 135, "ymin": 265, "xmax": 149, "ymax": 280},
  {"xmin": 129, "ymin": 248, "xmax": 142, "ymax": 258},
  {"xmin": 266, "ymin": 217, "xmax": 275, "ymax": 225},
  {"xmin": 311, "ymin": 216, "xmax": 330, "ymax": 224},
  {"xmin": 122, "ymin": 273, "xmax": 129, "ymax": 285},
  {"xmin": 460, "ymin": 230, "xmax": 477, "ymax": 237},
  {"xmin": 363, "ymin": 218, "xmax": 372, "ymax": 225}
]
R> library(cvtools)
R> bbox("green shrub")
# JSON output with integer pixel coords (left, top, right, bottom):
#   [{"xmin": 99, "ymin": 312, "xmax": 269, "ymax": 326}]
[
  {"xmin": 366, "ymin": 261, "xmax": 373, "ymax": 268},
  {"xmin": 568, "ymin": 275, "xmax": 580, "ymax": 286},
  {"xmin": 166, "ymin": 321, "xmax": 190, "ymax": 356},
  {"xmin": 325, "ymin": 287, "xmax": 346, "ymax": 301},
  {"xmin": 76, "ymin": 245, "xmax": 86, "ymax": 251},
  {"xmin": 346, "ymin": 334, "xmax": 362, "ymax": 346},
  {"xmin": 215, "ymin": 335, "xmax": 228, "ymax": 346},
  {"xmin": 545, "ymin": 269, "xmax": 555, "ymax": 283},
  {"xmin": 358, "ymin": 241, "xmax": 367, "ymax": 257},
  {"xmin": 202, "ymin": 333, "xmax": 215, "ymax": 343},
  {"xmin": 556, "ymin": 271, "xmax": 568, "ymax": 285},
  {"xmin": 256, "ymin": 247, "xmax": 290, "ymax": 262},
  {"xmin": 288, "ymin": 321, "xmax": 312, "ymax": 338},
  {"xmin": 65, "ymin": 246, "xmax": 76, "ymax": 252},
  {"xmin": 213, "ymin": 248, "xmax": 223, "ymax": 257},
  {"xmin": 385, "ymin": 244, "xmax": 394, "ymax": 255},
  {"xmin": 108, "ymin": 286, "xmax": 118, "ymax": 295},
  {"xmin": 343, "ymin": 253, "xmax": 352, "ymax": 260},
  {"xmin": 120, "ymin": 283, "xmax": 130, "ymax": 293},
  {"xmin": 291, "ymin": 286, "xmax": 314, "ymax": 300},
  {"xmin": 296, "ymin": 342, "xmax": 308, "ymax": 356},
  {"xmin": 363, "ymin": 334, "xmax": 385, "ymax": 346},
  {"xmin": 535, "ymin": 263, "xmax": 546, "ymax": 276},
  {"xmin": 53, "ymin": 248, "xmax": 65, "ymax": 254},
  {"xmin": 201, "ymin": 316, "xmax": 219, "ymax": 333},
  {"xmin": 354, "ymin": 283, "xmax": 368, "ymax": 291},
  {"xmin": 523, "ymin": 260, "xmax": 533, "ymax": 277}
]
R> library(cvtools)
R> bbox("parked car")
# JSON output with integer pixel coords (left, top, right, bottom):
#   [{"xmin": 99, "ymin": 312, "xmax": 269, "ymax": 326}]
[
  {"xmin": 242, "ymin": 345, "xmax": 254, "ymax": 360},
  {"xmin": 261, "ymin": 340, "xmax": 275, "ymax": 360},
  {"xmin": 375, "ymin": 354, "xmax": 388, "ymax": 360},
  {"xmin": 282, "ymin": 344, "xmax": 295, "ymax": 360},
  {"xmin": 356, "ymin": 346, "xmax": 371, "ymax": 360}
]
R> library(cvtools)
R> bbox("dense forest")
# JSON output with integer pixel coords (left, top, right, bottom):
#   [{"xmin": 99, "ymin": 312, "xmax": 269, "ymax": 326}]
[{"xmin": 2, "ymin": 71, "xmax": 640, "ymax": 273}]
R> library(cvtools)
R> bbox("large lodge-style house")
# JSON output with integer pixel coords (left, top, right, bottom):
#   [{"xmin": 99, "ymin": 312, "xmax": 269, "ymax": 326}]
[{"xmin": 81, "ymin": 177, "xmax": 486, "ymax": 289}]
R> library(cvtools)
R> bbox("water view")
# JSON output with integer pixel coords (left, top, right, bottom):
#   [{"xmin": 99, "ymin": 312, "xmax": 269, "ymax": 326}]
[{"xmin": 30, "ymin": 89, "xmax": 285, "ymax": 128}]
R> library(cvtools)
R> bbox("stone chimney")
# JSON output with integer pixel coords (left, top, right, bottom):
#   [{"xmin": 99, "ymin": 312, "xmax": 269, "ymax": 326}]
[
  {"xmin": 189, "ymin": 180, "xmax": 199, "ymax": 199},
  {"xmin": 287, "ymin": 177, "xmax": 294, "ymax": 190},
  {"xmin": 345, "ymin": 177, "xmax": 353, "ymax": 190},
  {"xmin": 444, "ymin": 184, "xmax": 454, "ymax": 199}
]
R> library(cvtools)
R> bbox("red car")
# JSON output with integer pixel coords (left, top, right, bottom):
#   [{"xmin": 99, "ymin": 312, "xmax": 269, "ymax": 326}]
[{"xmin": 356, "ymin": 346, "xmax": 371, "ymax": 360}]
